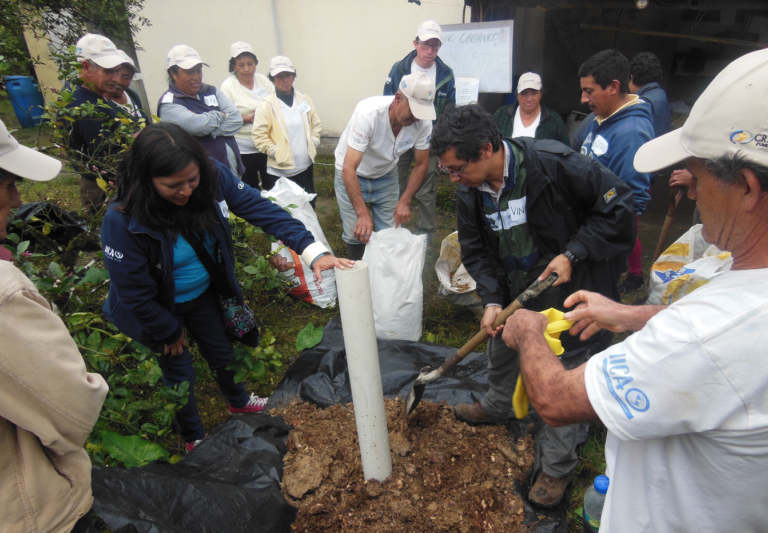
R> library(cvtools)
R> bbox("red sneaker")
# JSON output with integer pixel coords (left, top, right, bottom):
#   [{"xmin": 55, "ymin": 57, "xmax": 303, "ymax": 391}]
[
  {"xmin": 228, "ymin": 393, "xmax": 268, "ymax": 415},
  {"xmin": 185, "ymin": 435, "xmax": 206, "ymax": 453}
]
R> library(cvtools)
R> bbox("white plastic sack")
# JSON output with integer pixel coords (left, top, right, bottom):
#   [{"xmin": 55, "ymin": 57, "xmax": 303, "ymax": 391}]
[
  {"xmin": 262, "ymin": 178, "xmax": 337, "ymax": 308},
  {"xmin": 435, "ymin": 232, "xmax": 483, "ymax": 314},
  {"xmin": 647, "ymin": 224, "xmax": 733, "ymax": 305},
  {"xmin": 363, "ymin": 227, "xmax": 427, "ymax": 341}
]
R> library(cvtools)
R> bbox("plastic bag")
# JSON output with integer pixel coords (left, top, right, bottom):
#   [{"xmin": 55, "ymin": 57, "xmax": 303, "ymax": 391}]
[
  {"xmin": 648, "ymin": 224, "xmax": 733, "ymax": 305},
  {"xmin": 363, "ymin": 227, "xmax": 427, "ymax": 341},
  {"xmin": 434, "ymin": 231, "xmax": 483, "ymax": 314},
  {"xmin": 262, "ymin": 178, "xmax": 337, "ymax": 308}
]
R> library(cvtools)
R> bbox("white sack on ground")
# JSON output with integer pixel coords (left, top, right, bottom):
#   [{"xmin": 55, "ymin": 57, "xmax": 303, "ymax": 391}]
[
  {"xmin": 435, "ymin": 231, "xmax": 483, "ymax": 314},
  {"xmin": 262, "ymin": 178, "xmax": 337, "ymax": 308},
  {"xmin": 647, "ymin": 224, "xmax": 733, "ymax": 305},
  {"xmin": 363, "ymin": 228, "xmax": 427, "ymax": 341}
]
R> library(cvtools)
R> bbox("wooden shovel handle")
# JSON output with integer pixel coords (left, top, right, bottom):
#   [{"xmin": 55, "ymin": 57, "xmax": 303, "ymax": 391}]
[{"xmin": 439, "ymin": 273, "xmax": 559, "ymax": 370}]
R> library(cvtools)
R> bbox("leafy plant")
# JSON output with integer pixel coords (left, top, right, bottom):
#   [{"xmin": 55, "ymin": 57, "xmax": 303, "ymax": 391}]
[
  {"xmin": 227, "ymin": 331, "xmax": 285, "ymax": 384},
  {"xmin": 296, "ymin": 322, "xmax": 323, "ymax": 351},
  {"xmin": 101, "ymin": 430, "xmax": 169, "ymax": 468}
]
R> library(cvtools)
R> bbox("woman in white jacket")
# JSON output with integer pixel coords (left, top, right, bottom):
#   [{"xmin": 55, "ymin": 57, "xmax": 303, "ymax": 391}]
[
  {"xmin": 252, "ymin": 56, "xmax": 321, "ymax": 206},
  {"xmin": 220, "ymin": 42, "xmax": 274, "ymax": 190}
]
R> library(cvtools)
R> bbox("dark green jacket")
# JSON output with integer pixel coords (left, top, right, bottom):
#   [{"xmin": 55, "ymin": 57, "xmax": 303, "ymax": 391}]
[
  {"xmin": 493, "ymin": 103, "xmax": 570, "ymax": 147},
  {"xmin": 383, "ymin": 50, "xmax": 455, "ymax": 121}
]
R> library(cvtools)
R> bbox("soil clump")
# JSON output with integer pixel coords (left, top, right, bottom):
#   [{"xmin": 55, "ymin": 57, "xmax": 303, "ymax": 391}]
[{"xmin": 273, "ymin": 398, "xmax": 535, "ymax": 532}]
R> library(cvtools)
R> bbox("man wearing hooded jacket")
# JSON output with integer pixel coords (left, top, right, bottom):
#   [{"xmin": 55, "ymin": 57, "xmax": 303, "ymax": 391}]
[
  {"xmin": 384, "ymin": 20, "xmax": 455, "ymax": 235},
  {"xmin": 430, "ymin": 104, "xmax": 635, "ymax": 509}
]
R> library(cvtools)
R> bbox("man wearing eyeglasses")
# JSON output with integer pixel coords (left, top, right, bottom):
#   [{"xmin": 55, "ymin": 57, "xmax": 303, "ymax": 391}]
[
  {"xmin": 384, "ymin": 20, "xmax": 455, "ymax": 237},
  {"xmin": 431, "ymin": 104, "xmax": 634, "ymax": 508}
]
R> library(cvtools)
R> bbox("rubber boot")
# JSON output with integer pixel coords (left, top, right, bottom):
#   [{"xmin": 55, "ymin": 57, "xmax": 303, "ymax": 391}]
[{"xmin": 345, "ymin": 243, "xmax": 366, "ymax": 261}]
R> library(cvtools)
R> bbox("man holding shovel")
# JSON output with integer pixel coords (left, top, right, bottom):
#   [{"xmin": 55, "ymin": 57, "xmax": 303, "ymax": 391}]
[
  {"xmin": 503, "ymin": 48, "xmax": 768, "ymax": 532},
  {"xmin": 430, "ymin": 104, "xmax": 635, "ymax": 508}
]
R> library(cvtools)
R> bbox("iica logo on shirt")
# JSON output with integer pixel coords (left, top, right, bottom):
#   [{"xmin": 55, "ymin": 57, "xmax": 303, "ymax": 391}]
[
  {"xmin": 485, "ymin": 198, "xmax": 526, "ymax": 231},
  {"xmin": 104, "ymin": 245, "xmax": 124, "ymax": 262},
  {"xmin": 601, "ymin": 353, "xmax": 650, "ymax": 419}
]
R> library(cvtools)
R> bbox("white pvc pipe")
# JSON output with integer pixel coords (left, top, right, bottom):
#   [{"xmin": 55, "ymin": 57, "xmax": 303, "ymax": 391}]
[{"xmin": 335, "ymin": 261, "xmax": 392, "ymax": 482}]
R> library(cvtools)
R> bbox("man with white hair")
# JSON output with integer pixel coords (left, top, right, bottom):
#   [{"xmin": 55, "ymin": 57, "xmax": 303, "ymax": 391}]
[
  {"xmin": 0, "ymin": 119, "xmax": 109, "ymax": 532},
  {"xmin": 67, "ymin": 33, "xmax": 136, "ymax": 211},
  {"xmin": 335, "ymin": 72, "xmax": 436, "ymax": 259},
  {"xmin": 502, "ymin": 48, "xmax": 768, "ymax": 532},
  {"xmin": 384, "ymin": 20, "xmax": 455, "ymax": 237}
]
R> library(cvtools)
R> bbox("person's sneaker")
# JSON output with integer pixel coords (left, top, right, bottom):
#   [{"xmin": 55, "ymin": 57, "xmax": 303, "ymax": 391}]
[
  {"xmin": 228, "ymin": 393, "xmax": 268, "ymax": 415},
  {"xmin": 185, "ymin": 435, "xmax": 206, "ymax": 453},
  {"xmin": 453, "ymin": 401, "xmax": 501, "ymax": 425},
  {"xmin": 618, "ymin": 273, "xmax": 644, "ymax": 296},
  {"xmin": 528, "ymin": 471, "xmax": 571, "ymax": 508}
]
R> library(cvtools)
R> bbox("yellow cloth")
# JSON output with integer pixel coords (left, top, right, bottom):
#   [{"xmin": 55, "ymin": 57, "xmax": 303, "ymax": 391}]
[{"xmin": 512, "ymin": 308, "xmax": 574, "ymax": 419}]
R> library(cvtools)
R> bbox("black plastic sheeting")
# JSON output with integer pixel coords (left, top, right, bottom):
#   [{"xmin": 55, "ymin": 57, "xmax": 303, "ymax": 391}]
[{"xmin": 92, "ymin": 316, "xmax": 572, "ymax": 533}]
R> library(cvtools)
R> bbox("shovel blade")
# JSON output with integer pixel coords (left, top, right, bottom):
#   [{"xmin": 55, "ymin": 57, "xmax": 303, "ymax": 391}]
[{"xmin": 404, "ymin": 366, "xmax": 433, "ymax": 419}]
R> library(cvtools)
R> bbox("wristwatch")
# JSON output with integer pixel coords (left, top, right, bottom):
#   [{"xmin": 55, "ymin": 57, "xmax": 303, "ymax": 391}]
[{"xmin": 562, "ymin": 248, "xmax": 579, "ymax": 264}]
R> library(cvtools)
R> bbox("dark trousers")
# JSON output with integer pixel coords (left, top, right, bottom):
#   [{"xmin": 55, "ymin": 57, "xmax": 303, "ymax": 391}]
[
  {"xmin": 241, "ymin": 152, "xmax": 268, "ymax": 190},
  {"xmin": 262, "ymin": 164, "xmax": 316, "ymax": 209},
  {"xmin": 150, "ymin": 286, "xmax": 249, "ymax": 442}
]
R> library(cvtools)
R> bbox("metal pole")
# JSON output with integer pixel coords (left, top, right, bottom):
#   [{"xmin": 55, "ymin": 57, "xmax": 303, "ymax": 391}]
[{"xmin": 581, "ymin": 24, "xmax": 767, "ymax": 50}]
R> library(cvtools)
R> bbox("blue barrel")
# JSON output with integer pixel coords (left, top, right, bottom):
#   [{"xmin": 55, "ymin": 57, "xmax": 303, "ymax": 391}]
[{"xmin": 5, "ymin": 76, "xmax": 46, "ymax": 128}]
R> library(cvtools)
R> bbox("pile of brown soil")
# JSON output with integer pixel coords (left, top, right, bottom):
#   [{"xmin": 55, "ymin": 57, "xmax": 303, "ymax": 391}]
[{"xmin": 273, "ymin": 398, "xmax": 536, "ymax": 532}]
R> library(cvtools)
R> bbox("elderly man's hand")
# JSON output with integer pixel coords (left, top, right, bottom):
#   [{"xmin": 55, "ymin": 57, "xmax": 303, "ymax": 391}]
[
  {"xmin": 501, "ymin": 309, "xmax": 549, "ymax": 351},
  {"xmin": 564, "ymin": 290, "xmax": 627, "ymax": 340},
  {"xmin": 312, "ymin": 255, "xmax": 356, "ymax": 283}
]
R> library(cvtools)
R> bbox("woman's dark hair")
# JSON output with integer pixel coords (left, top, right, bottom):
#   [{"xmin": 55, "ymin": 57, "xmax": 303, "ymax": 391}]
[
  {"xmin": 114, "ymin": 123, "xmax": 220, "ymax": 239},
  {"xmin": 268, "ymin": 70, "xmax": 297, "ymax": 83},
  {"xmin": 578, "ymin": 49, "xmax": 630, "ymax": 95},
  {"xmin": 629, "ymin": 52, "xmax": 664, "ymax": 87},
  {"xmin": 431, "ymin": 104, "xmax": 502, "ymax": 161},
  {"xmin": 228, "ymin": 52, "xmax": 258, "ymax": 73},
  {"xmin": 167, "ymin": 65, "xmax": 179, "ymax": 85}
]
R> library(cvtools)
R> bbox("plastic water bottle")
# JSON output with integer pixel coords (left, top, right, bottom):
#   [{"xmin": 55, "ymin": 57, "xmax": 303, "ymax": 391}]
[{"xmin": 583, "ymin": 474, "xmax": 609, "ymax": 532}]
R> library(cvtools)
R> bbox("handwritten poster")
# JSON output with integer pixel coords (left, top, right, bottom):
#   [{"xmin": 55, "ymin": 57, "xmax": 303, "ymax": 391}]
[{"xmin": 438, "ymin": 21, "xmax": 513, "ymax": 93}]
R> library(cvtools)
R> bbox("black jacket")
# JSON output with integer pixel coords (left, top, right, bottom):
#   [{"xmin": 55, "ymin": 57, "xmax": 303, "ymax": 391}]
[{"xmin": 457, "ymin": 138, "xmax": 635, "ymax": 309}]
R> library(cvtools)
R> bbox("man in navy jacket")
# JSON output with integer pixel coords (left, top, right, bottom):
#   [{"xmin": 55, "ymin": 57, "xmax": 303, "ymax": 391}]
[
  {"xmin": 579, "ymin": 50, "xmax": 654, "ymax": 295},
  {"xmin": 629, "ymin": 52, "xmax": 672, "ymax": 139},
  {"xmin": 384, "ymin": 20, "xmax": 455, "ymax": 236}
]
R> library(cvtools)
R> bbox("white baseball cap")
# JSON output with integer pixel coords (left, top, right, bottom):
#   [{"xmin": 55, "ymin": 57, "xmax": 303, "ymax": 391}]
[
  {"xmin": 76, "ymin": 34, "xmax": 126, "ymax": 69},
  {"xmin": 399, "ymin": 72, "xmax": 436, "ymax": 121},
  {"xmin": 269, "ymin": 56, "xmax": 295, "ymax": 77},
  {"xmin": 116, "ymin": 50, "xmax": 139, "ymax": 73},
  {"xmin": 517, "ymin": 72, "xmax": 542, "ymax": 93},
  {"xmin": 0, "ymin": 120, "xmax": 61, "ymax": 182},
  {"xmin": 167, "ymin": 45, "xmax": 209, "ymax": 70},
  {"xmin": 230, "ymin": 42, "xmax": 256, "ymax": 60},
  {"xmin": 635, "ymin": 48, "xmax": 768, "ymax": 173},
  {"xmin": 417, "ymin": 20, "xmax": 443, "ymax": 43}
]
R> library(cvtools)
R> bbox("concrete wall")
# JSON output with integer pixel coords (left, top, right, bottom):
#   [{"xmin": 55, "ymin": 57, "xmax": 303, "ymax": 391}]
[{"xmin": 133, "ymin": 0, "xmax": 465, "ymax": 147}]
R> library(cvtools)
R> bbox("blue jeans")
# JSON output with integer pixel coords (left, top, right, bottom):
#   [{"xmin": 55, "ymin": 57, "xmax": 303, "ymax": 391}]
[
  {"xmin": 148, "ymin": 287, "xmax": 249, "ymax": 442},
  {"xmin": 334, "ymin": 166, "xmax": 399, "ymax": 245}
]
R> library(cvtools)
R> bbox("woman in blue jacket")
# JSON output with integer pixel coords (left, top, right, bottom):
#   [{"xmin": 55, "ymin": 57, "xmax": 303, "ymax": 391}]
[{"xmin": 101, "ymin": 123, "xmax": 352, "ymax": 451}]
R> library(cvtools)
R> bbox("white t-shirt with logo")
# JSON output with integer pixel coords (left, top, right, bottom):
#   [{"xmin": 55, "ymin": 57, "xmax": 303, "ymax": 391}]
[
  {"xmin": 583, "ymin": 268, "xmax": 768, "ymax": 533},
  {"xmin": 511, "ymin": 106, "xmax": 540, "ymax": 139},
  {"xmin": 410, "ymin": 59, "xmax": 437, "ymax": 86},
  {"xmin": 267, "ymin": 98, "xmax": 311, "ymax": 177},
  {"xmin": 334, "ymin": 96, "xmax": 432, "ymax": 178}
]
